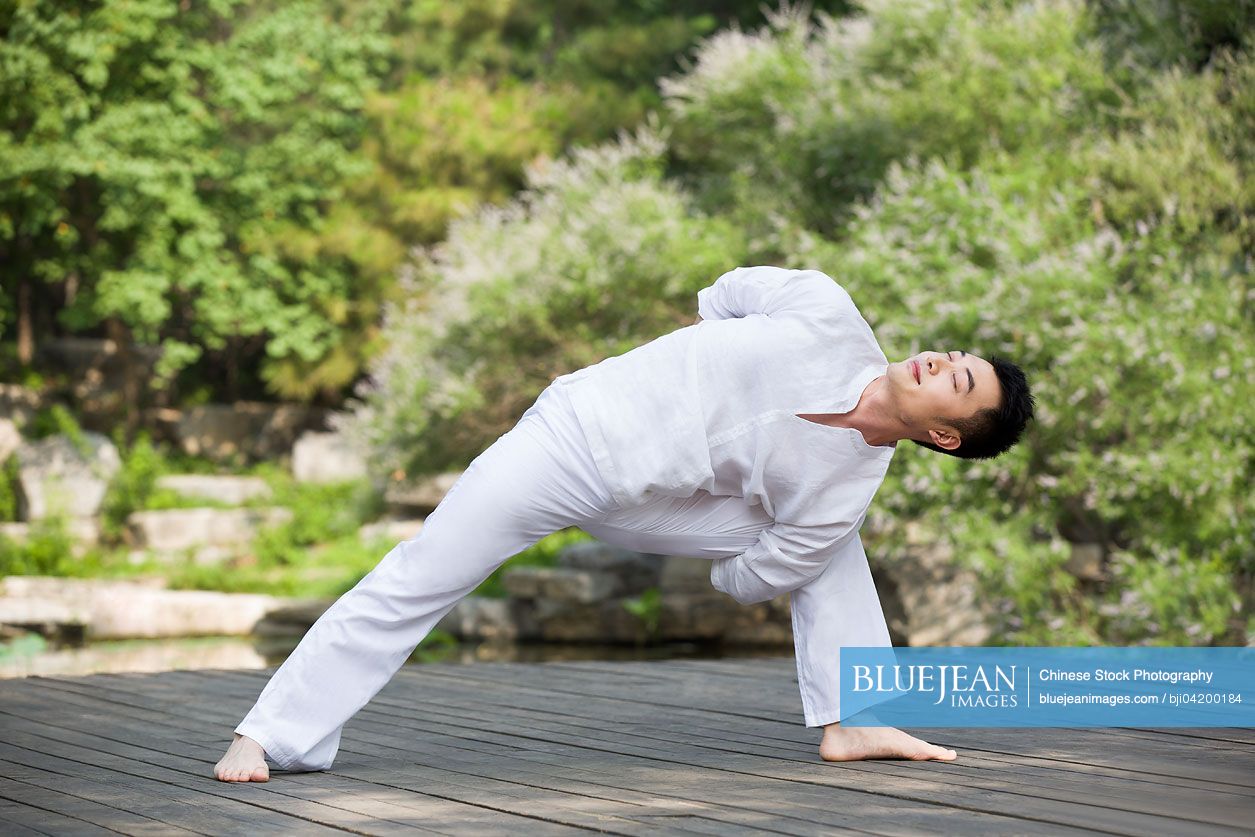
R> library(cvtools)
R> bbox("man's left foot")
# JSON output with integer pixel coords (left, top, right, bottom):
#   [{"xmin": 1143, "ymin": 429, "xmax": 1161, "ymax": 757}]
[
  {"xmin": 819, "ymin": 724, "xmax": 957, "ymax": 762},
  {"xmin": 214, "ymin": 733, "xmax": 270, "ymax": 782}
]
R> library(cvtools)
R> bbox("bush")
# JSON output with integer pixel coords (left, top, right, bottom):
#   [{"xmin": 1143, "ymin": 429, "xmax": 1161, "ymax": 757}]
[
  {"xmin": 793, "ymin": 140, "xmax": 1248, "ymax": 644},
  {"xmin": 0, "ymin": 518, "xmax": 76, "ymax": 577},
  {"xmin": 344, "ymin": 128, "xmax": 745, "ymax": 477},
  {"xmin": 661, "ymin": 0, "xmax": 1118, "ymax": 243}
]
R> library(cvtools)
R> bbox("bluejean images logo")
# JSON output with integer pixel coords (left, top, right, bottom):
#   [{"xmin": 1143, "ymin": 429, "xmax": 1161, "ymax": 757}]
[
  {"xmin": 839, "ymin": 647, "xmax": 1253, "ymax": 728},
  {"xmin": 852, "ymin": 661, "xmax": 1019, "ymax": 709}
]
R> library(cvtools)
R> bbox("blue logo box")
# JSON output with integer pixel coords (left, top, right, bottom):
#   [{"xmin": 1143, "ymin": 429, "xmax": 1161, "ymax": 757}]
[{"xmin": 838, "ymin": 647, "xmax": 1254, "ymax": 727}]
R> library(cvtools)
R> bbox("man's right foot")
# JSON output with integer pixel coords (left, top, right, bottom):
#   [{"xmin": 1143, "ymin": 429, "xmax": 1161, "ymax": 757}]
[
  {"xmin": 214, "ymin": 733, "xmax": 270, "ymax": 782},
  {"xmin": 819, "ymin": 724, "xmax": 957, "ymax": 762}
]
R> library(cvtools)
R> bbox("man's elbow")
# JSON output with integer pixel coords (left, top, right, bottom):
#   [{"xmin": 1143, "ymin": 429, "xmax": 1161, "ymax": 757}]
[{"xmin": 718, "ymin": 586, "xmax": 780, "ymax": 606}]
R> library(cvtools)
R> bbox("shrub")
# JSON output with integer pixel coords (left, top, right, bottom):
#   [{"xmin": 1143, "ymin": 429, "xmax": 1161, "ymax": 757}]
[{"xmin": 344, "ymin": 128, "xmax": 745, "ymax": 477}]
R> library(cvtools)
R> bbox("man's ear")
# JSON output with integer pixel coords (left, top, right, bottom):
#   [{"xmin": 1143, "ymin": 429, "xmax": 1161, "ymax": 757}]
[{"xmin": 927, "ymin": 425, "xmax": 961, "ymax": 451}]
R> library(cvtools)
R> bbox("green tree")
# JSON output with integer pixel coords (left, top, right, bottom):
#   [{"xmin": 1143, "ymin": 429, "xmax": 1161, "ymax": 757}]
[{"xmin": 1, "ymin": 0, "xmax": 389, "ymax": 409}]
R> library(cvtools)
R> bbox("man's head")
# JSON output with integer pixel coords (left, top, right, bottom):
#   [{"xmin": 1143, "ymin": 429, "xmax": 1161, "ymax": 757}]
[{"xmin": 886, "ymin": 350, "xmax": 1034, "ymax": 459}]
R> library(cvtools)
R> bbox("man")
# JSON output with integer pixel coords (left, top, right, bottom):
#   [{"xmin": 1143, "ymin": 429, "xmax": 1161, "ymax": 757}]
[{"xmin": 215, "ymin": 265, "xmax": 1034, "ymax": 782}]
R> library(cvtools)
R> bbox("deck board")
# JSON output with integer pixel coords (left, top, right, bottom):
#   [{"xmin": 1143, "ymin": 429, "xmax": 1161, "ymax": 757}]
[{"xmin": 1, "ymin": 658, "xmax": 1251, "ymax": 835}]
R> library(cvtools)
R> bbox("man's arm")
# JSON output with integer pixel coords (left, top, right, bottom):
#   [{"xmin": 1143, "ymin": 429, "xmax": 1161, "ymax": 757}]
[
  {"xmin": 788, "ymin": 531, "xmax": 892, "ymax": 728},
  {"xmin": 696, "ymin": 266, "xmax": 848, "ymax": 322},
  {"xmin": 709, "ymin": 519, "xmax": 856, "ymax": 605}
]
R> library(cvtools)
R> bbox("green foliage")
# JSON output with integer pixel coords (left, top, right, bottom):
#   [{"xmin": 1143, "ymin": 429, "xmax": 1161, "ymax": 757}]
[
  {"xmin": 100, "ymin": 432, "xmax": 164, "ymax": 538},
  {"xmin": 661, "ymin": 0, "xmax": 1118, "ymax": 245},
  {"xmin": 1, "ymin": 0, "xmax": 390, "ymax": 401},
  {"xmin": 1, "ymin": 0, "xmax": 821, "ymax": 404},
  {"xmin": 358, "ymin": 0, "xmax": 1251, "ymax": 645},
  {"xmin": 471, "ymin": 527, "xmax": 593, "ymax": 599},
  {"xmin": 1104, "ymin": 550, "xmax": 1238, "ymax": 645},
  {"xmin": 1089, "ymin": 0, "xmax": 1255, "ymax": 72},
  {"xmin": 27, "ymin": 404, "xmax": 86, "ymax": 446},
  {"xmin": 622, "ymin": 587, "xmax": 663, "ymax": 639},
  {"xmin": 0, "ymin": 518, "xmax": 76, "ymax": 577},
  {"xmin": 346, "ymin": 129, "xmax": 745, "ymax": 476},
  {"xmin": 251, "ymin": 475, "xmax": 385, "ymax": 568},
  {"xmin": 0, "ymin": 457, "xmax": 18, "ymax": 523}
]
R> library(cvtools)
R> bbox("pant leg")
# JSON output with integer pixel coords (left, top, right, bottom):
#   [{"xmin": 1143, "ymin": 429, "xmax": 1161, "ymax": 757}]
[
  {"xmin": 584, "ymin": 491, "xmax": 890, "ymax": 727},
  {"xmin": 235, "ymin": 384, "xmax": 616, "ymax": 771}
]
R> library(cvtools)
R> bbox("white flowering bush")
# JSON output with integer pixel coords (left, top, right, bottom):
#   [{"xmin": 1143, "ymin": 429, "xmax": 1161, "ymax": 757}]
[
  {"xmin": 788, "ymin": 53, "xmax": 1250, "ymax": 645},
  {"xmin": 662, "ymin": 0, "xmax": 1115, "ymax": 245},
  {"xmin": 342, "ymin": 128, "xmax": 745, "ymax": 475},
  {"xmin": 353, "ymin": 0, "xmax": 1251, "ymax": 645}
]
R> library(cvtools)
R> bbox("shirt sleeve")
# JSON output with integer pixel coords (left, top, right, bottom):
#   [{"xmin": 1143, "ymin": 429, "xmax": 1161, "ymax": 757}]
[
  {"xmin": 696, "ymin": 266, "xmax": 848, "ymax": 322},
  {"xmin": 787, "ymin": 531, "xmax": 893, "ymax": 727},
  {"xmin": 708, "ymin": 518, "xmax": 856, "ymax": 605}
]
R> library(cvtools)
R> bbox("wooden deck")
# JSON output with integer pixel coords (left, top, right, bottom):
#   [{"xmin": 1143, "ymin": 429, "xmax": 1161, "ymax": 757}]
[{"xmin": 0, "ymin": 656, "xmax": 1251, "ymax": 835}]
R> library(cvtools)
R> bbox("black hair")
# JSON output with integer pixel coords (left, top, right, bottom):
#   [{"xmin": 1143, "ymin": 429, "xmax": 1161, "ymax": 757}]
[{"xmin": 913, "ymin": 356, "xmax": 1035, "ymax": 460}]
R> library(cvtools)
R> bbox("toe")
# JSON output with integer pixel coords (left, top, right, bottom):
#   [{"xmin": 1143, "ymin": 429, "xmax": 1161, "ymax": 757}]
[{"xmin": 251, "ymin": 766, "xmax": 270, "ymax": 782}]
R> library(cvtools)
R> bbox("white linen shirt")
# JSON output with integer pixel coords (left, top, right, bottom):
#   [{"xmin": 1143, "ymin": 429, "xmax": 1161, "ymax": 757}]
[{"xmin": 554, "ymin": 265, "xmax": 897, "ymax": 606}]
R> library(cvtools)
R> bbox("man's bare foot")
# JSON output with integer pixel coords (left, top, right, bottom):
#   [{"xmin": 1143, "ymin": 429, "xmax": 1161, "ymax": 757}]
[
  {"xmin": 819, "ymin": 724, "xmax": 957, "ymax": 762},
  {"xmin": 214, "ymin": 733, "xmax": 270, "ymax": 782}
]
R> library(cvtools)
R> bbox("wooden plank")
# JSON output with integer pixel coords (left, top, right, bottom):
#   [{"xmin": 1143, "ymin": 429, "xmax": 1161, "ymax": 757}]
[
  {"xmin": 0, "ymin": 734, "xmax": 416, "ymax": 836},
  {"xmin": 396, "ymin": 661, "xmax": 1255, "ymax": 786},
  {"xmin": 0, "ymin": 703, "xmax": 594, "ymax": 837},
  {"xmin": 349, "ymin": 682, "xmax": 1252, "ymax": 835},
  {"xmin": 1, "ymin": 687, "xmax": 841, "ymax": 837},
  {"xmin": 0, "ymin": 693, "xmax": 711, "ymax": 837},
  {"xmin": 56, "ymin": 667, "xmax": 1244, "ymax": 837},
  {"xmin": 154, "ymin": 672, "xmax": 1204, "ymax": 837},
  {"xmin": 5, "ymin": 676, "xmax": 1098, "ymax": 836},
  {"xmin": 5, "ymin": 660, "xmax": 1252, "ymax": 837},
  {"xmin": 0, "ymin": 770, "xmax": 200, "ymax": 836},
  {"xmin": 0, "ymin": 794, "xmax": 123, "ymax": 836}
]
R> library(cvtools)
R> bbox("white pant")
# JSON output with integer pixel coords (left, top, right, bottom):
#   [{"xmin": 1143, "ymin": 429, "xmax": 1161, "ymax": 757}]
[{"xmin": 235, "ymin": 382, "xmax": 888, "ymax": 770}]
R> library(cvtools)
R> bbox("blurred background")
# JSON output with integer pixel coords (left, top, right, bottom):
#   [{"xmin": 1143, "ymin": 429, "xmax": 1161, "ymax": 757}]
[{"xmin": 0, "ymin": 0, "xmax": 1250, "ymax": 678}]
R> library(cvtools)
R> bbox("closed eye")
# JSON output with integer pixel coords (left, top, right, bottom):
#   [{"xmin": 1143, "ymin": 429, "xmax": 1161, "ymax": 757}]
[{"xmin": 949, "ymin": 350, "xmax": 973, "ymax": 395}]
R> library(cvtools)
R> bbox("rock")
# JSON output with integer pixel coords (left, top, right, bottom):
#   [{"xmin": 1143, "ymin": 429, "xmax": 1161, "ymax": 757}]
[
  {"xmin": 534, "ymin": 599, "xmax": 650, "ymax": 643},
  {"xmin": 155, "ymin": 474, "xmax": 272, "ymax": 505},
  {"xmin": 0, "ymin": 384, "xmax": 42, "ymax": 428},
  {"xmin": 556, "ymin": 541, "xmax": 662, "ymax": 593},
  {"xmin": 126, "ymin": 507, "xmax": 293, "ymax": 552},
  {"xmin": 723, "ymin": 596, "xmax": 794, "ymax": 645},
  {"xmin": 871, "ymin": 530, "xmax": 994, "ymax": 647},
  {"xmin": 15, "ymin": 432, "xmax": 121, "ymax": 520},
  {"xmin": 252, "ymin": 598, "xmax": 335, "ymax": 637},
  {"xmin": 656, "ymin": 591, "xmax": 733, "ymax": 639},
  {"xmin": 384, "ymin": 472, "xmax": 464, "ymax": 512},
  {"xmin": 0, "ymin": 418, "xmax": 19, "ymax": 464},
  {"xmin": 0, "ymin": 576, "xmax": 319, "ymax": 639},
  {"xmin": 175, "ymin": 402, "xmax": 328, "ymax": 463},
  {"xmin": 358, "ymin": 518, "xmax": 424, "ymax": 544},
  {"xmin": 658, "ymin": 555, "xmax": 716, "ymax": 594},
  {"xmin": 502, "ymin": 566, "xmax": 623, "ymax": 604},
  {"xmin": 0, "ymin": 596, "xmax": 87, "ymax": 644},
  {"xmin": 1066, "ymin": 542, "xmax": 1106, "ymax": 581},
  {"xmin": 291, "ymin": 430, "xmax": 368, "ymax": 483},
  {"xmin": 434, "ymin": 596, "xmax": 529, "ymax": 641}
]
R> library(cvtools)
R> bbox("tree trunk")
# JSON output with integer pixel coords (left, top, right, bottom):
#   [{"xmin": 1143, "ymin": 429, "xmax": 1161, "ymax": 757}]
[
  {"xmin": 106, "ymin": 318, "xmax": 141, "ymax": 437},
  {"xmin": 16, "ymin": 275, "xmax": 33, "ymax": 366}
]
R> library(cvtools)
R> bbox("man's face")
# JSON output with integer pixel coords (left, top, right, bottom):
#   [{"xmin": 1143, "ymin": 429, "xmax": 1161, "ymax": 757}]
[{"xmin": 887, "ymin": 350, "xmax": 1002, "ymax": 449}]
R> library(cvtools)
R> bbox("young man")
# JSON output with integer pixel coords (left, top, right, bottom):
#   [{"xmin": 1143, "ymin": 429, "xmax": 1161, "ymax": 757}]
[{"xmin": 215, "ymin": 265, "xmax": 1034, "ymax": 782}]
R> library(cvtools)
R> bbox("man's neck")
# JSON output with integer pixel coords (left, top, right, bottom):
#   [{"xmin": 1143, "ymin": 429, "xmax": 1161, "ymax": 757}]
[{"xmin": 822, "ymin": 375, "xmax": 912, "ymax": 447}]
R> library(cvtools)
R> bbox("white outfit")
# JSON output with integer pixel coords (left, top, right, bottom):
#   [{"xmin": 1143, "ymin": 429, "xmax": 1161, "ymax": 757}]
[
  {"xmin": 235, "ymin": 266, "xmax": 894, "ymax": 771},
  {"xmin": 556, "ymin": 266, "xmax": 895, "ymax": 603}
]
